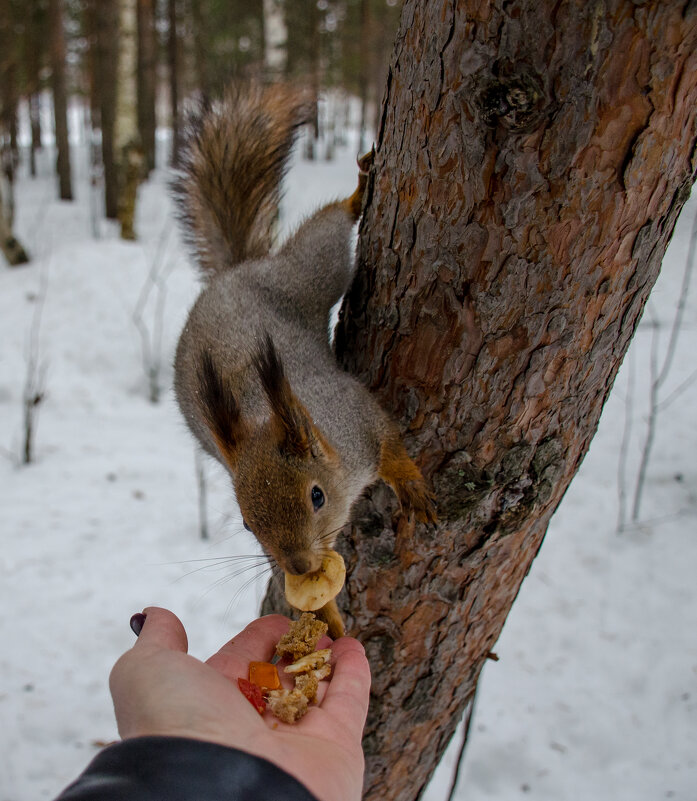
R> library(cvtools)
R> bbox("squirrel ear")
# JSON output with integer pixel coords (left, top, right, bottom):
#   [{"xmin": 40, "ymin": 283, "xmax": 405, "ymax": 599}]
[
  {"xmin": 197, "ymin": 350, "xmax": 247, "ymax": 467},
  {"xmin": 254, "ymin": 334, "xmax": 313, "ymax": 458}
]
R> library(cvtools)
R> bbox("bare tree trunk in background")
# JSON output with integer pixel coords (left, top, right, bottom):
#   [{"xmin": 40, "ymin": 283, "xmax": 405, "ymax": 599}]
[
  {"xmin": 25, "ymin": 0, "xmax": 45, "ymax": 178},
  {"xmin": 0, "ymin": 176, "xmax": 28, "ymax": 265},
  {"xmin": 0, "ymin": 0, "xmax": 19, "ymax": 169},
  {"xmin": 29, "ymin": 95, "xmax": 42, "ymax": 177},
  {"xmin": 263, "ymin": 0, "xmax": 287, "ymax": 80},
  {"xmin": 48, "ymin": 0, "xmax": 73, "ymax": 200},
  {"xmin": 303, "ymin": 0, "xmax": 320, "ymax": 160},
  {"xmin": 115, "ymin": 0, "xmax": 143, "ymax": 240},
  {"xmin": 137, "ymin": 0, "xmax": 157, "ymax": 174},
  {"xmin": 91, "ymin": 0, "xmax": 119, "ymax": 219},
  {"xmin": 264, "ymin": 2, "xmax": 697, "ymax": 799},
  {"xmin": 190, "ymin": 0, "xmax": 210, "ymax": 97},
  {"xmin": 357, "ymin": 0, "xmax": 369, "ymax": 154},
  {"xmin": 167, "ymin": 0, "xmax": 180, "ymax": 165}
]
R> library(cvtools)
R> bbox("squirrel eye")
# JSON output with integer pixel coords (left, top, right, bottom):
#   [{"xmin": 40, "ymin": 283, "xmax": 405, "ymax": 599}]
[
  {"xmin": 311, "ymin": 486, "xmax": 325, "ymax": 511},
  {"xmin": 243, "ymin": 519, "xmax": 252, "ymax": 532}
]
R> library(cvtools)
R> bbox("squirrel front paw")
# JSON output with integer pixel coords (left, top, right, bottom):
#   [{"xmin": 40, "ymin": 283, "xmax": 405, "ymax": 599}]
[
  {"xmin": 344, "ymin": 148, "xmax": 375, "ymax": 221},
  {"xmin": 378, "ymin": 434, "xmax": 438, "ymax": 525},
  {"xmin": 394, "ymin": 476, "xmax": 438, "ymax": 525}
]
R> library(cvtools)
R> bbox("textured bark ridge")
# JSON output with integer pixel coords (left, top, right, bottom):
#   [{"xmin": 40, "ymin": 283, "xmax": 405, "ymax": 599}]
[{"xmin": 264, "ymin": 2, "xmax": 697, "ymax": 799}]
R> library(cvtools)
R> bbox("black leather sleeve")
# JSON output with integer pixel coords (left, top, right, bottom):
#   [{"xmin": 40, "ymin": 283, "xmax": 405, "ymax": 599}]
[{"xmin": 54, "ymin": 736, "xmax": 320, "ymax": 801}]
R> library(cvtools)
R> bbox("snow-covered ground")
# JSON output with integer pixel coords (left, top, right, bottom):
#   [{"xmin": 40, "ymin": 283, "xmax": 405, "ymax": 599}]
[{"xmin": 1, "ymin": 133, "xmax": 695, "ymax": 801}]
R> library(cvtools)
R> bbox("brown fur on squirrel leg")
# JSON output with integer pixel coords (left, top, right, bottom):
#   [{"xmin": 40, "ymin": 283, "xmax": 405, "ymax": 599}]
[
  {"xmin": 378, "ymin": 432, "xmax": 438, "ymax": 524},
  {"xmin": 343, "ymin": 149, "xmax": 374, "ymax": 221}
]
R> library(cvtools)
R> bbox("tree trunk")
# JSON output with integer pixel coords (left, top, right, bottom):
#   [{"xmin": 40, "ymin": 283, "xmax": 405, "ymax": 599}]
[
  {"xmin": 115, "ymin": 0, "xmax": 143, "ymax": 240},
  {"xmin": 137, "ymin": 0, "xmax": 157, "ymax": 174},
  {"xmin": 264, "ymin": 1, "xmax": 697, "ymax": 799},
  {"xmin": 357, "ymin": 0, "xmax": 369, "ymax": 154},
  {"xmin": 0, "ymin": 0, "xmax": 19, "ymax": 170},
  {"xmin": 167, "ymin": 0, "xmax": 180, "ymax": 165},
  {"xmin": 304, "ymin": 0, "xmax": 320, "ymax": 161},
  {"xmin": 263, "ymin": 0, "xmax": 287, "ymax": 80},
  {"xmin": 25, "ymin": 0, "xmax": 44, "ymax": 178},
  {"xmin": 0, "ymin": 177, "xmax": 28, "ymax": 265},
  {"xmin": 48, "ymin": 0, "xmax": 72, "ymax": 200},
  {"xmin": 190, "ymin": 0, "xmax": 210, "ymax": 97},
  {"xmin": 91, "ymin": 0, "xmax": 119, "ymax": 219}
]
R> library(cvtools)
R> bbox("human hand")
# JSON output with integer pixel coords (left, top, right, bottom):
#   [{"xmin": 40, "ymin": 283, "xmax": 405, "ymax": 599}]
[{"xmin": 109, "ymin": 607, "xmax": 371, "ymax": 801}]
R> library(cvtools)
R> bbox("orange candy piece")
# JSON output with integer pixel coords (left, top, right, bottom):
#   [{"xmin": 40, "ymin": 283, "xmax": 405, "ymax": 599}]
[{"xmin": 249, "ymin": 661, "xmax": 281, "ymax": 691}]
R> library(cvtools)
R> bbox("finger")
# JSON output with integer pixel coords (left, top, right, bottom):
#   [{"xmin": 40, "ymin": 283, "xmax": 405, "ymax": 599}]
[
  {"xmin": 319, "ymin": 637, "xmax": 371, "ymax": 739},
  {"xmin": 206, "ymin": 614, "xmax": 291, "ymax": 678},
  {"xmin": 132, "ymin": 607, "xmax": 188, "ymax": 654}
]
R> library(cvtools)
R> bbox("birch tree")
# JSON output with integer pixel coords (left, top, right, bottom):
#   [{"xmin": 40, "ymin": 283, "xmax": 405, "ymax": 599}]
[
  {"xmin": 263, "ymin": 0, "xmax": 287, "ymax": 79},
  {"xmin": 115, "ymin": 0, "xmax": 143, "ymax": 239}
]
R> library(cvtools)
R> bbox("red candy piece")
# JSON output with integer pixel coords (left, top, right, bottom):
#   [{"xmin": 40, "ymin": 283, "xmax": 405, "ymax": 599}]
[{"xmin": 238, "ymin": 677, "xmax": 266, "ymax": 714}]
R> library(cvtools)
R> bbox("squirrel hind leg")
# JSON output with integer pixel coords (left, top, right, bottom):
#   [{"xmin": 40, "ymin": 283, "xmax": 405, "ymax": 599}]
[
  {"xmin": 378, "ymin": 433, "xmax": 438, "ymax": 525},
  {"xmin": 342, "ymin": 148, "xmax": 374, "ymax": 222}
]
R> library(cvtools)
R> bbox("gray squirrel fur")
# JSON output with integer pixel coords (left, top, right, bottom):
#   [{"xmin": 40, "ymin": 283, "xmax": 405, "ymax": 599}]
[{"xmin": 172, "ymin": 84, "xmax": 435, "ymax": 633}]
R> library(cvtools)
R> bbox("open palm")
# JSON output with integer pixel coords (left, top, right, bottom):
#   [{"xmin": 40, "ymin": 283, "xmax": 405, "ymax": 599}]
[{"xmin": 110, "ymin": 608, "xmax": 371, "ymax": 801}]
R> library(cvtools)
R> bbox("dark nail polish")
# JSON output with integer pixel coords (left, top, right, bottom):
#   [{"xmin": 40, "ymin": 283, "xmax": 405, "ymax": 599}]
[{"xmin": 130, "ymin": 613, "xmax": 146, "ymax": 636}]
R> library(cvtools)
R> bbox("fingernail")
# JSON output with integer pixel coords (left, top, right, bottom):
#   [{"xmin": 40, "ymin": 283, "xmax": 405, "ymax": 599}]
[{"xmin": 130, "ymin": 613, "xmax": 146, "ymax": 636}]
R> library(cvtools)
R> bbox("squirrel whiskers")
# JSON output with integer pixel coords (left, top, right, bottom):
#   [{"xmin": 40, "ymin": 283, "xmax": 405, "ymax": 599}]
[{"xmin": 172, "ymin": 83, "xmax": 436, "ymax": 636}]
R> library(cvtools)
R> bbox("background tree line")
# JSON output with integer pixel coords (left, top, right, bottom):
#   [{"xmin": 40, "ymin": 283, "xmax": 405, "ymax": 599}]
[{"xmin": 0, "ymin": 0, "xmax": 401, "ymax": 256}]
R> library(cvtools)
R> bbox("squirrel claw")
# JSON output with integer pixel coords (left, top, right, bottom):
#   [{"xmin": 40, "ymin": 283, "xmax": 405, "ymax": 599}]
[
  {"xmin": 357, "ymin": 149, "xmax": 374, "ymax": 175},
  {"xmin": 345, "ymin": 150, "xmax": 374, "ymax": 221},
  {"xmin": 397, "ymin": 479, "xmax": 438, "ymax": 525}
]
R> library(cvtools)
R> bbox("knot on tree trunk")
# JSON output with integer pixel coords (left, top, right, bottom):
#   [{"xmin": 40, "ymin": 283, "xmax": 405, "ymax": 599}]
[{"xmin": 471, "ymin": 60, "xmax": 549, "ymax": 133}]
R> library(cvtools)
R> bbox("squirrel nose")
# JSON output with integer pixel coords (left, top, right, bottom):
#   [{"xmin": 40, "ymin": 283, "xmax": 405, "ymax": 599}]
[{"xmin": 285, "ymin": 552, "xmax": 320, "ymax": 576}]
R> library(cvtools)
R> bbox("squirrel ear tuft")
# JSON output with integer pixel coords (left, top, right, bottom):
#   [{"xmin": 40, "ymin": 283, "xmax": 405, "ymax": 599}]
[
  {"xmin": 254, "ymin": 334, "xmax": 312, "ymax": 458},
  {"xmin": 197, "ymin": 350, "xmax": 246, "ymax": 466}
]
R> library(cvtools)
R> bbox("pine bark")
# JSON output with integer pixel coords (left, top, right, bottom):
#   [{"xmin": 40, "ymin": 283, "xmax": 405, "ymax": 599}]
[
  {"xmin": 48, "ymin": 0, "xmax": 72, "ymax": 200},
  {"xmin": 263, "ymin": 1, "xmax": 697, "ymax": 799}
]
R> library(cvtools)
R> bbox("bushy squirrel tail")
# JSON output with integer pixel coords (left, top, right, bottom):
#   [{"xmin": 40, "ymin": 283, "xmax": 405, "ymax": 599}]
[{"xmin": 173, "ymin": 83, "xmax": 312, "ymax": 278}]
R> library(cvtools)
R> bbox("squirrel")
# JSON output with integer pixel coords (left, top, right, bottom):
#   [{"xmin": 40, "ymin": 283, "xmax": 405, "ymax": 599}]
[{"xmin": 172, "ymin": 83, "xmax": 436, "ymax": 637}]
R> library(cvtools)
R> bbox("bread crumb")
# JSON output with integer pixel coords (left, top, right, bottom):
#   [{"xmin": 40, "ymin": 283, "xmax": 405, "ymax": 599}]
[
  {"xmin": 284, "ymin": 649, "xmax": 331, "ymax": 674},
  {"xmin": 276, "ymin": 612, "xmax": 328, "ymax": 662},
  {"xmin": 267, "ymin": 688, "xmax": 309, "ymax": 724}
]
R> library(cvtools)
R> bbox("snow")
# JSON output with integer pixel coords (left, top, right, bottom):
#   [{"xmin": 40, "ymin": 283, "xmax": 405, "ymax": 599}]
[{"xmin": 1, "ymin": 133, "xmax": 696, "ymax": 801}]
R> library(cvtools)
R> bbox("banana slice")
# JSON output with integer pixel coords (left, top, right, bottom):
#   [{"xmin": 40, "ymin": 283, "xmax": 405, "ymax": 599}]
[{"xmin": 284, "ymin": 551, "xmax": 346, "ymax": 611}]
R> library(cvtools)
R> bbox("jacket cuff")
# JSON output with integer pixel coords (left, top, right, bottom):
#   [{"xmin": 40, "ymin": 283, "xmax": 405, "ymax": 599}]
[{"xmin": 55, "ymin": 735, "xmax": 320, "ymax": 801}]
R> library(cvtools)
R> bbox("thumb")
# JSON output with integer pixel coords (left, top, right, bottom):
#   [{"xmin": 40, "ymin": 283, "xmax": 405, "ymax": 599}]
[{"xmin": 132, "ymin": 606, "xmax": 189, "ymax": 653}]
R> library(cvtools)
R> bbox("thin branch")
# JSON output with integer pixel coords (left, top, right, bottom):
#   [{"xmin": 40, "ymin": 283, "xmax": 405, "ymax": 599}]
[
  {"xmin": 655, "ymin": 367, "xmax": 697, "ymax": 412},
  {"xmin": 22, "ymin": 258, "xmax": 50, "ymax": 464},
  {"xmin": 655, "ymin": 208, "xmax": 697, "ymax": 389},
  {"xmin": 616, "ymin": 348, "xmax": 635, "ymax": 533},
  {"xmin": 631, "ymin": 205, "xmax": 697, "ymax": 521},
  {"xmin": 617, "ymin": 506, "xmax": 691, "ymax": 533},
  {"xmin": 445, "ymin": 687, "xmax": 478, "ymax": 801},
  {"xmin": 132, "ymin": 219, "xmax": 174, "ymax": 402},
  {"xmin": 631, "ymin": 312, "xmax": 660, "ymax": 521}
]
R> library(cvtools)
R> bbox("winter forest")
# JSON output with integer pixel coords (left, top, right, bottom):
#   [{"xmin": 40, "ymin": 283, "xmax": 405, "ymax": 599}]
[{"xmin": 1, "ymin": 1, "xmax": 696, "ymax": 801}]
